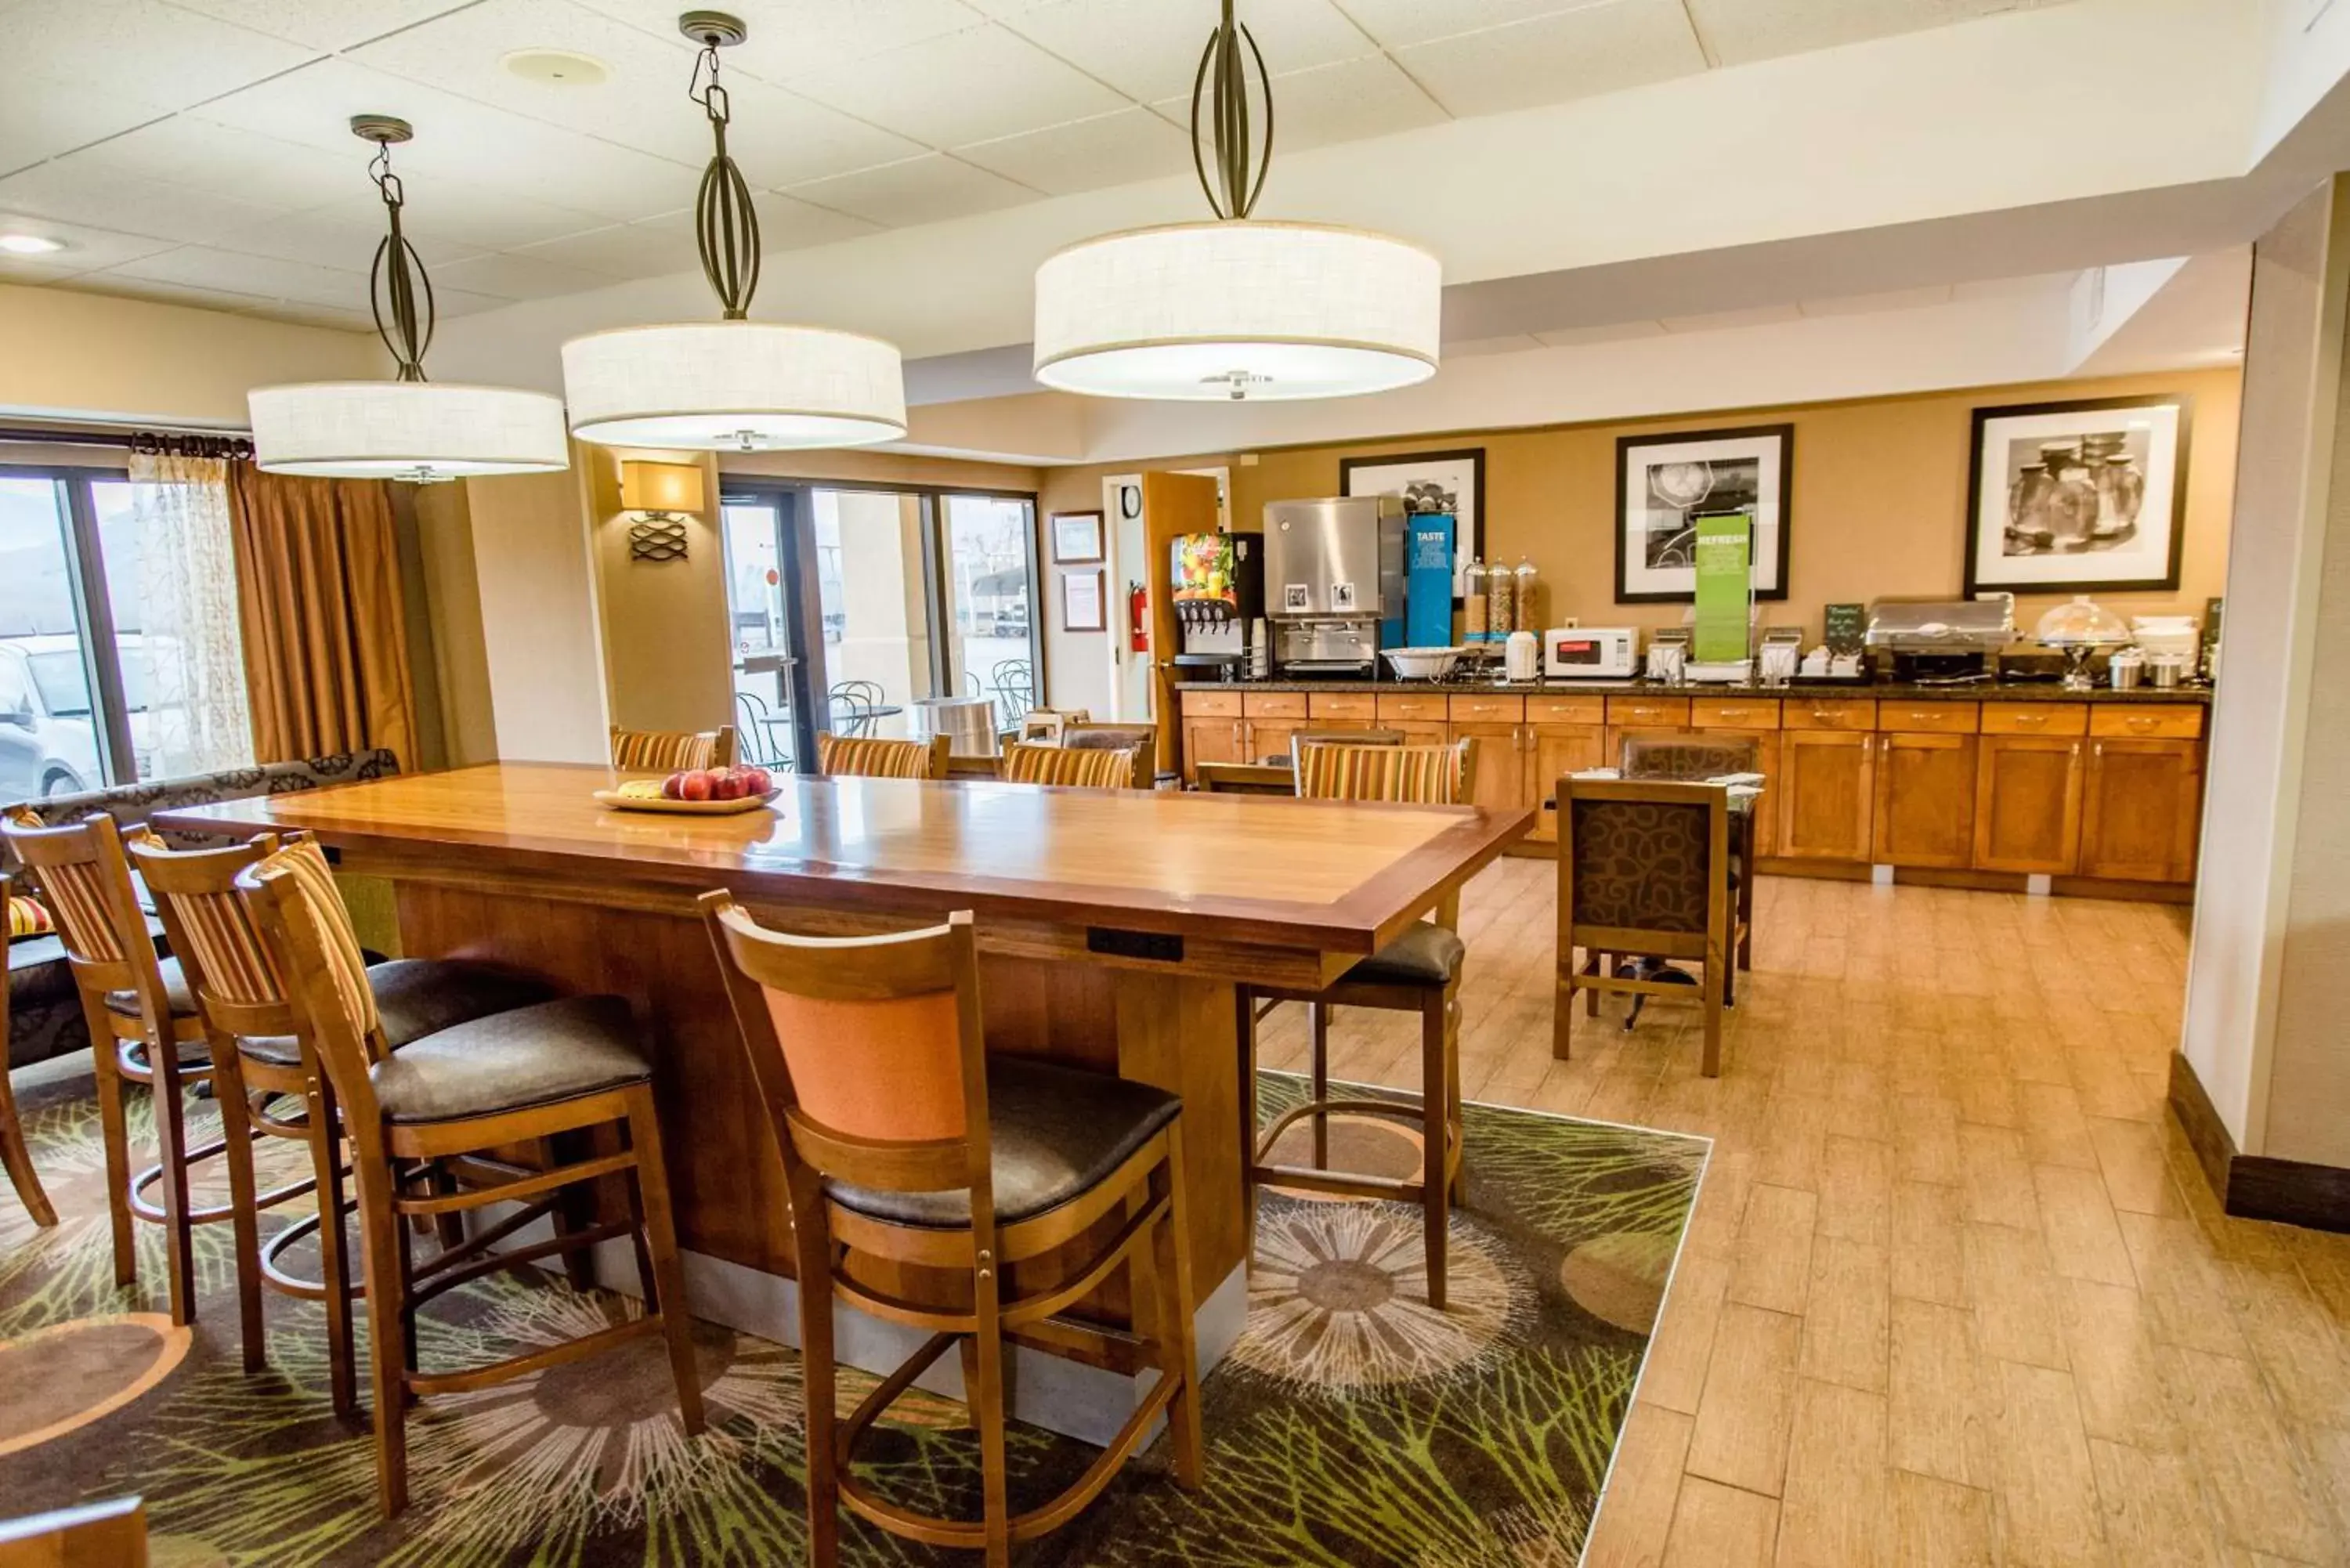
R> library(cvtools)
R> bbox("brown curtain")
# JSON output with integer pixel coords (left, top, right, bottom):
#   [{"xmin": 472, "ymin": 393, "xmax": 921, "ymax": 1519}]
[{"xmin": 225, "ymin": 464, "xmax": 418, "ymax": 769}]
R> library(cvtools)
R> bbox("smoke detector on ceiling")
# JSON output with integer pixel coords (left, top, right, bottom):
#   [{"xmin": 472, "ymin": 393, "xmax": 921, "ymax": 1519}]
[{"xmin": 502, "ymin": 49, "xmax": 610, "ymax": 86}]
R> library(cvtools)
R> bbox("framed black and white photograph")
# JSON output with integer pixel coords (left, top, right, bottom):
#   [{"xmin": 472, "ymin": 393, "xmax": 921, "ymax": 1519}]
[
  {"xmin": 1050, "ymin": 509, "xmax": 1104, "ymax": 564},
  {"xmin": 1615, "ymin": 425, "xmax": 1792, "ymax": 602},
  {"xmin": 1963, "ymin": 394, "xmax": 2191, "ymax": 595},
  {"xmin": 1061, "ymin": 569, "xmax": 1106, "ymax": 632},
  {"xmin": 1340, "ymin": 448, "xmax": 1484, "ymax": 600}
]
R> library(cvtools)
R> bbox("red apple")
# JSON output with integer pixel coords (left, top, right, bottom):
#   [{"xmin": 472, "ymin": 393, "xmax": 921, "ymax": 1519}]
[
  {"xmin": 662, "ymin": 771, "xmax": 685, "ymax": 800},
  {"xmin": 711, "ymin": 770, "xmax": 745, "ymax": 801},
  {"xmin": 678, "ymin": 770, "xmax": 714, "ymax": 802},
  {"xmin": 743, "ymin": 766, "xmax": 772, "ymax": 795}
]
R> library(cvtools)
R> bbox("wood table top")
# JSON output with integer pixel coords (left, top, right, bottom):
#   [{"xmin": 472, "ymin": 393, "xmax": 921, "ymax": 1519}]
[{"xmin": 157, "ymin": 763, "xmax": 1531, "ymax": 955}]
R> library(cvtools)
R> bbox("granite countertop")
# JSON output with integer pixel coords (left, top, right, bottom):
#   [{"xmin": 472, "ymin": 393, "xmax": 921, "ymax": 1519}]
[{"xmin": 1180, "ymin": 676, "xmax": 2213, "ymax": 704}]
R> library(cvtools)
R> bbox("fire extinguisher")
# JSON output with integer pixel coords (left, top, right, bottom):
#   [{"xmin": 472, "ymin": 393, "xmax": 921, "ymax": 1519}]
[{"xmin": 1128, "ymin": 582, "xmax": 1149, "ymax": 654}]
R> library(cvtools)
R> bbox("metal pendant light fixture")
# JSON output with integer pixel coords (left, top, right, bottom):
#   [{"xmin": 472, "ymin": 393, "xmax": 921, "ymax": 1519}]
[
  {"xmin": 248, "ymin": 117, "xmax": 570, "ymax": 482},
  {"xmin": 1032, "ymin": 0, "xmax": 1441, "ymax": 403},
  {"xmin": 562, "ymin": 12, "xmax": 906, "ymax": 451}
]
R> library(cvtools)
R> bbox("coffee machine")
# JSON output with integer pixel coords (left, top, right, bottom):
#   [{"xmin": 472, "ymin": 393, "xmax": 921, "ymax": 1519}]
[
  {"xmin": 1169, "ymin": 530, "xmax": 1265, "ymax": 677},
  {"xmin": 1262, "ymin": 496, "xmax": 1406, "ymax": 676}
]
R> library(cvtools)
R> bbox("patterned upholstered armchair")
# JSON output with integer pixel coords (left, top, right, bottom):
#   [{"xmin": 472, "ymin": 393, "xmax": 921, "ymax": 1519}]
[{"xmin": 1555, "ymin": 777, "xmax": 1743, "ymax": 1078}]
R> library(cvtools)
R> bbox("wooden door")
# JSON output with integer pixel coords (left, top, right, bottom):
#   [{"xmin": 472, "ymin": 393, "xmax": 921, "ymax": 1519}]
[
  {"xmin": 1181, "ymin": 716, "xmax": 1242, "ymax": 782},
  {"xmin": 1527, "ymin": 724, "xmax": 1605, "ymax": 843},
  {"xmin": 2079, "ymin": 737, "xmax": 2202, "ymax": 882},
  {"xmin": 1873, "ymin": 732, "xmax": 1978, "ymax": 868},
  {"xmin": 1451, "ymin": 723, "xmax": 1526, "ymax": 815},
  {"xmin": 1973, "ymin": 733, "xmax": 2084, "ymax": 874},
  {"xmin": 1778, "ymin": 729, "xmax": 1875, "ymax": 862}
]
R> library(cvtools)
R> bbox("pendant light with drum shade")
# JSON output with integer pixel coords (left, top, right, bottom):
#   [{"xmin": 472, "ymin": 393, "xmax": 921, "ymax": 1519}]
[
  {"xmin": 248, "ymin": 117, "xmax": 569, "ymax": 481},
  {"xmin": 1032, "ymin": 0, "xmax": 1441, "ymax": 403},
  {"xmin": 561, "ymin": 13, "xmax": 906, "ymax": 451}
]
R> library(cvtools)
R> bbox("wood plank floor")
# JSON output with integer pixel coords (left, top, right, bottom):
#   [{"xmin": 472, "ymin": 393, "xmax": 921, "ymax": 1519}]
[{"xmin": 1251, "ymin": 863, "xmax": 2350, "ymax": 1567}]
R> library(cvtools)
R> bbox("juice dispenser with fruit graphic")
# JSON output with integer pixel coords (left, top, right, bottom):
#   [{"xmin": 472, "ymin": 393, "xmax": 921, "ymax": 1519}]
[{"xmin": 1170, "ymin": 530, "xmax": 1264, "ymax": 676}]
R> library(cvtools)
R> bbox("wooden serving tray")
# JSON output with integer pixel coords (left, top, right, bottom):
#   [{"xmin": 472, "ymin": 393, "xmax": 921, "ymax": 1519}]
[{"xmin": 591, "ymin": 789, "xmax": 781, "ymax": 815}]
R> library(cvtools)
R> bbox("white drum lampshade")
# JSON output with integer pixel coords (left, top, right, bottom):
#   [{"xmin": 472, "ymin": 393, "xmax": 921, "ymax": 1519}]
[
  {"xmin": 248, "ymin": 381, "xmax": 569, "ymax": 482},
  {"xmin": 1032, "ymin": 220, "xmax": 1441, "ymax": 402},
  {"xmin": 562, "ymin": 321, "xmax": 906, "ymax": 451}
]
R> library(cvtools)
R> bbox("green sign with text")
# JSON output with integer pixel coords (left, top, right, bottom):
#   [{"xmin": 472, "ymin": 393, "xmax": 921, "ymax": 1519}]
[{"xmin": 1692, "ymin": 511, "xmax": 1752, "ymax": 664}]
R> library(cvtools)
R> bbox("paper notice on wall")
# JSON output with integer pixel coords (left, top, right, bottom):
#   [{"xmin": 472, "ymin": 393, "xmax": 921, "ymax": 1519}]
[
  {"xmin": 1692, "ymin": 511, "xmax": 1753, "ymax": 664},
  {"xmin": 1330, "ymin": 582, "xmax": 1357, "ymax": 612},
  {"xmin": 1282, "ymin": 583, "xmax": 1311, "ymax": 612}
]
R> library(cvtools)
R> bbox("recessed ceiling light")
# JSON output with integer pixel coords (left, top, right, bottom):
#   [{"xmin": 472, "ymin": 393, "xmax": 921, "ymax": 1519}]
[
  {"xmin": 0, "ymin": 233, "xmax": 65, "ymax": 255},
  {"xmin": 502, "ymin": 49, "xmax": 609, "ymax": 86}
]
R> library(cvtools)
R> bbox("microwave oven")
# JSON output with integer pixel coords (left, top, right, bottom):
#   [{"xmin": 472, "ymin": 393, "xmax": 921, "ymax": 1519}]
[{"xmin": 1544, "ymin": 627, "xmax": 1639, "ymax": 679}]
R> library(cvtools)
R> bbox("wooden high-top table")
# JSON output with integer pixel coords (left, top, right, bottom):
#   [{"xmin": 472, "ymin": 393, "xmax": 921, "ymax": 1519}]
[{"xmin": 161, "ymin": 763, "xmax": 1531, "ymax": 1433}]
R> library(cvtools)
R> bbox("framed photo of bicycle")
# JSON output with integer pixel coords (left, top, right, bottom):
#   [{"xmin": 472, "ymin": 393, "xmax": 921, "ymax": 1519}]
[{"xmin": 1615, "ymin": 424, "xmax": 1793, "ymax": 602}]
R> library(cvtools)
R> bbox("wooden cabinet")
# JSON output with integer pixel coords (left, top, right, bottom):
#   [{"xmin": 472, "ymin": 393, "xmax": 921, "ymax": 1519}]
[
  {"xmin": 1179, "ymin": 691, "xmax": 1242, "ymax": 783},
  {"xmin": 1452, "ymin": 723, "xmax": 1528, "ymax": 817},
  {"xmin": 1780, "ymin": 729, "xmax": 1875, "ymax": 861},
  {"xmin": 1873, "ymin": 732, "xmax": 1977, "ymax": 868},
  {"xmin": 1973, "ymin": 733, "xmax": 2084, "ymax": 873},
  {"xmin": 2080, "ymin": 737, "xmax": 2202, "ymax": 882},
  {"xmin": 1239, "ymin": 692, "xmax": 1304, "ymax": 767},
  {"xmin": 1376, "ymin": 694, "xmax": 1450, "ymax": 746},
  {"xmin": 1528, "ymin": 724, "xmax": 1607, "ymax": 843}
]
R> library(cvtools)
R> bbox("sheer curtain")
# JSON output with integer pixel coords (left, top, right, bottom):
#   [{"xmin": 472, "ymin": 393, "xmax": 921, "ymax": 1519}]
[{"xmin": 125, "ymin": 451, "xmax": 255, "ymax": 778}]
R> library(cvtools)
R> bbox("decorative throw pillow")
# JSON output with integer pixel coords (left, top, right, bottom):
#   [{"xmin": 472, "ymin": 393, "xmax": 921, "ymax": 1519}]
[{"xmin": 7, "ymin": 895, "xmax": 55, "ymax": 939}]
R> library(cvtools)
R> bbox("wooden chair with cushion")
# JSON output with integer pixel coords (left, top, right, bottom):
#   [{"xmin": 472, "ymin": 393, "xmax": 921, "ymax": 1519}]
[
  {"xmin": 701, "ymin": 896, "xmax": 1202, "ymax": 1567},
  {"xmin": 1554, "ymin": 777, "xmax": 1741, "ymax": 1077},
  {"xmin": 0, "ymin": 873, "xmax": 58, "ymax": 1227},
  {"xmin": 239, "ymin": 839, "xmax": 703, "ymax": 1516},
  {"xmin": 128, "ymin": 829, "xmax": 557, "ymax": 1407},
  {"xmin": 611, "ymin": 724, "xmax": 736, "ymax": 772},
  {"xmin": 1063, "ymin": 722, "xmax": 1157, "ymax": 789},
  {"xmin": 1621, "ymin": 733, "xmax": 1762, "ymax": 973},
  {"xmin": 999, "ymin": 741, "xmax": 1141, "ymax": 789},
  {"xmin": 815, "ymin": 732, "xmax": 951, "ymax": 781},
  {"xmin": 1238, "ymin": 737, "xmax": 1476, "ymax": 1308}
]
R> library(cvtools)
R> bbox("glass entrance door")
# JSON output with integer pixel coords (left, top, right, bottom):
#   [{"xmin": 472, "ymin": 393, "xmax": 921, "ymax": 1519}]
[
  {"xmin": 940, "ymin": 493, "xmax": 1039, "ymax": 730},
  {"xmin": 720, "ymin": 493, "xmax": 799, "ymax": 768}
]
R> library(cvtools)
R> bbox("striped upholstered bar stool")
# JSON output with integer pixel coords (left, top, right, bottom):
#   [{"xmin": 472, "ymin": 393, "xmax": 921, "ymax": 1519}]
[
  {"xmin": 611, "ymin": 724, "xmax": 736, "ymax": 771},
  {"xmin": 999, "ymin": 740, "xmax": 1143, "ymax": 789},
  {"xmin": 239, "ymin": 840, "xmax": 703, "ymax": 1516},
  {"xmin": 1238, "ymin": 737, "xmax": 1477, "ymax": 1307},
  {"xmin": 1, "ymin": 873, "xmax": 59, "ymax": 1227},
  {"xmin": 128, "ymin": 829, "xmax": 555, "ymax": 1404},
  {"xmin": 815, "ymin": 731, "xmax": 951, "ymax": 779}
]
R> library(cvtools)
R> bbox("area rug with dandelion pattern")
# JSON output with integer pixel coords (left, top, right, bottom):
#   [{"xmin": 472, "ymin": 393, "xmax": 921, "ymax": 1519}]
[{"xmin": 0, "ymin": 1065, "xmax": 1706, "ymax": 1566}]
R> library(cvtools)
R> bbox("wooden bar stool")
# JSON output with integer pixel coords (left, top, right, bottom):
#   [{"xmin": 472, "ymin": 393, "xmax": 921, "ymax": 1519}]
[
  {"xmin": 1238, "ymin": 737, "xmax": 1476, "ymax": 1309},
  {"xmin": 1, "ymin": 873, "xmax": 59, "ymax": 1227},
  {"xmin": 128, "ymin": 829, "xmax": 557, "ymax": 1407},
  {"xmin": 2, "ymin": 812, "xmax": 312, "ymax": 1326},
  {"xmin": 815, "ymin": 732, "xmax": 951, "ymax": 779},
  {"xmin": 610, "ymin": 724, "xmax": 736, "ymax": 771},
  {"xmin": 701, "ymin": 895, "xmax": 1202, "ymax": 1567},
  {"xmin": 999, "ymin": 741, "xmax": 1143, "ymax": 789},
  {"xmin": 240, "ymin": 840, "xmax": 703, "ymax": 1516}
]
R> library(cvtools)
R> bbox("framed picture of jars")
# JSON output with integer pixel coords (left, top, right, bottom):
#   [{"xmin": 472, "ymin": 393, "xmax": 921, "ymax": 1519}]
[
  {"xmin": 1340, "ymin": 447, "xmax": 1484, "ymax": 602},
  {"xmin": 1963, "ymin": 393, "xmax": 2192, "ymax": 595},
  {"xmin": 1615, "ymin": 424, "xmax": 1792, "ymax": 602}
]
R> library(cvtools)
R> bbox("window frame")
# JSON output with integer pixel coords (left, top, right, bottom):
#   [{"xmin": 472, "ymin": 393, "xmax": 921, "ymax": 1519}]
[{"xmin": 0, "ymin": 462, "xmax": 140, "ymax": 788}]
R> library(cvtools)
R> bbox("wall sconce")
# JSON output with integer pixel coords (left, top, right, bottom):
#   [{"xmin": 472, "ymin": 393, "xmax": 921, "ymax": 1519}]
[{"xmin": 619, "ymin": 459, "xmax": 705, "ymax": 562}]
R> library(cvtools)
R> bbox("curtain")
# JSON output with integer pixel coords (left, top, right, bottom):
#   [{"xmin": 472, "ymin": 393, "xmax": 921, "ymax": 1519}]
[
  {"xmin": 125, "ymin": 451, "xmax": 256, "ymax": 777},
  {"xmin": 223, "ymin": 464, "xmax": 418, "ymax": 769}
]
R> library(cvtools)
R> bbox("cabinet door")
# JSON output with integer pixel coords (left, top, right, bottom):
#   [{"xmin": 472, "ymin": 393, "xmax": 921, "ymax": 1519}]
[
  {"xmin": 2079, "ymin": 737, "xmax": 2201, "ymax": 882},
  {"xmin": 1244, "ymin": 718, "xmax": 1303, "ymax": 768},
  {"xmin": 1183, "ymin": 716, "xmax": 1242, "ymax": 782},
  {"xmin": 1778, "ymin": 729, "xmax": 1875, "ymax": 862},
  {"xmin": 1450, "ymin": 723, "xmax": 1527, "ymax": 815},
  {"xmin": 1528, "ymin": 724, "xmax": 1605, "ymax": 843},
  {"xmin": 1972, "ymin": 734, "xmax": 2084, "ymax": 873},
  {"xmin": 1872, "ymin": 732, "xmax": 1978, "ymax": 868}
]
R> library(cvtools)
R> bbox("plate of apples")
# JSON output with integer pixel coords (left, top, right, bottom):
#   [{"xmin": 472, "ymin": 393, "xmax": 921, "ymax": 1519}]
[{"xmin": 595, "ymin": 764, "xmax": 780, "ymax": 815}]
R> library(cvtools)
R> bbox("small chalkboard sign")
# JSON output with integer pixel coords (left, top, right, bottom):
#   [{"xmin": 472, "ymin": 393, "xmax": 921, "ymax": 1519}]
[{"xmin": 1824, "ymin": 602, "xmax": 1867, "ymax": 656}]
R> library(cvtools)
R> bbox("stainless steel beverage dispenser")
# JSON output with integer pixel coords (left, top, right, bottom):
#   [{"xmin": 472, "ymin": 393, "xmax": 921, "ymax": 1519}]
[{"xmin": 1261, "ymin": 496, "xmax": 1406, "ymax": 674}]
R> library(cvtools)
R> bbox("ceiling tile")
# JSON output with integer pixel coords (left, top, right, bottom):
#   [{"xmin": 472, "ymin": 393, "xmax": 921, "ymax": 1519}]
[
  {"xmin": 69, "ymin": 271, "xmax": 280, "ymax": 312},
  {"xmin": 1154, "ymin": 52, "xmax": 1447, "ymax": 159},
  {"xmin": 218, "ymin": 200, "xmax": 484, "ymax": 270},
  {"xmin": 0, "ymin": 162, "xmax": 295, "ymax": 248},
  {"xmin": 1392, "ymin": 0, "xmax": 1706, "ymax": 117},
  {"xmin": 783, "ymin": 154, "xmax": 1037, "ymax": 227},
  {"xmin": 571, "ymin": 0, "xmax": 987, "ymax": 80},
  {"xmin": 1685, "ymin": 0, "xmax": 2033, "ymax": 69},
  {"xmin": 105, "ymin": 244, "xmax": 372, "ymax": 307},
  {"xmin": 996, "ymin": 0, "xmax": 1375, "ymax": 104},
  {"xmin": 0, "ymin": 0, "xmax": 317, "ymax": 110},
  {"xmin": 0, "ymin": 212, "xmax": 180, "ymax": 273},
  {"xmin": 508, "ymin": 215, "xmax": 696, "ymax": 276},
  {"xmin": 161, "ymin": 0, "xmax": 484, "ymax": 50},
  {"xmin": 1332, "ymin": 0, "xmax": 1627, "ymax": 49},
  {"xmin": 233, "ymin": 299, "xmax": 378, "ymax": 331},
  {"xmin": 0, "ymin": 255, "xmax": 78, "ymax": 285},
  {"xmin": 1658, "ymin": 302, "xmax": 1803, "ymax": 332},
  {"xmin": 69, "ymin": 120, "xmax": 367, "ymax": 211},
  {"xmin": 785, "ymin": 24, "xmax": 1127, "ymax": 148},
  {"xmin": 430, "ymin": 248, "xmax": 624, "ymax": 300},
  {"xmin": 954, "ymin": 107, "xmax": 1191, "ymax": 195},
  {"xmin": 0, "ymin": 75, "xmax": 172, "ymax": 178}
]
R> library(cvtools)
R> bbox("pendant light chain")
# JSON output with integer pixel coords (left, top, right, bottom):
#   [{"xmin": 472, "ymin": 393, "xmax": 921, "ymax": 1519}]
[
  {"xmin": 363, "ymin": 132, "xmax": 436, "ymax": 385},
  {"xmin": 688, "ymin": 31, "xmax": 761, "ymax": 320},
  {"xmin": 1190, "ymin": 0, "xmax": 1273, "ymax": 220}
]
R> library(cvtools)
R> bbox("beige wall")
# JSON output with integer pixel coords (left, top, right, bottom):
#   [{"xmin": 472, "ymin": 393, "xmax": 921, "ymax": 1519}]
[
  {"xmin": 1039, "ymin": 370, "xmax": 2240, "ymax": 714},
  {"xmin": 581, "ymin": 447, "xmax": 738, "ymax": 735},
  {"xmin": 722, "ymin": 447, "xmax": 1040, "ymax": 495},
  {"xmin": 455, "ymin": 466, "xmax": 611, "ymax": 764},
  {"xmin": 0, "ymin": 283, "xmax": 381, "ymax": 425}
]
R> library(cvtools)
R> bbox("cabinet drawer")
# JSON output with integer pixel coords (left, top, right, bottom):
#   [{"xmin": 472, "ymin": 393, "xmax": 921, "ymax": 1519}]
[
  {"xmin": 1692, "ymin": 698, "xmax": 1781, "ymax": 730},
  {"xmin": 1376, "ymin": 694, "xmax": 1450, "ymax": 721},
  {"xmin": 1784, "ymin": 699, "xmax": 1878, "ymax": 731},
  {"xmin": 1306, "ymin": 692, "xmax": 1378, "ymax": 720},
  {"xmin": 1879, "ymin": 702, "xmax": 1979, "ymax": 735},
  {"xmin": 1448, "ymin": 694, "xmax": 1525, "ymax": 723},
  {"xmin": 1607, "ymin": 696, "xmax": 1690, "ymax": 727},
  {"xmin": 1242, "ymin": 692, "xmax": 1307, "ymax": 719},
  {"xmin": 1182, "ymin": 690, "xmax": 1241, "ymax": 717},
  {"xmin": 1980, "ymin": 702, "xmax": 2087, "ymax": 736},
  {"xmin": 2089, "ymin": 704, "xmax": 2204, "ymax": 740},
  {"xmin": 1527, "ymin": 695, "xmax": 1607, "ymax": 725}
]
